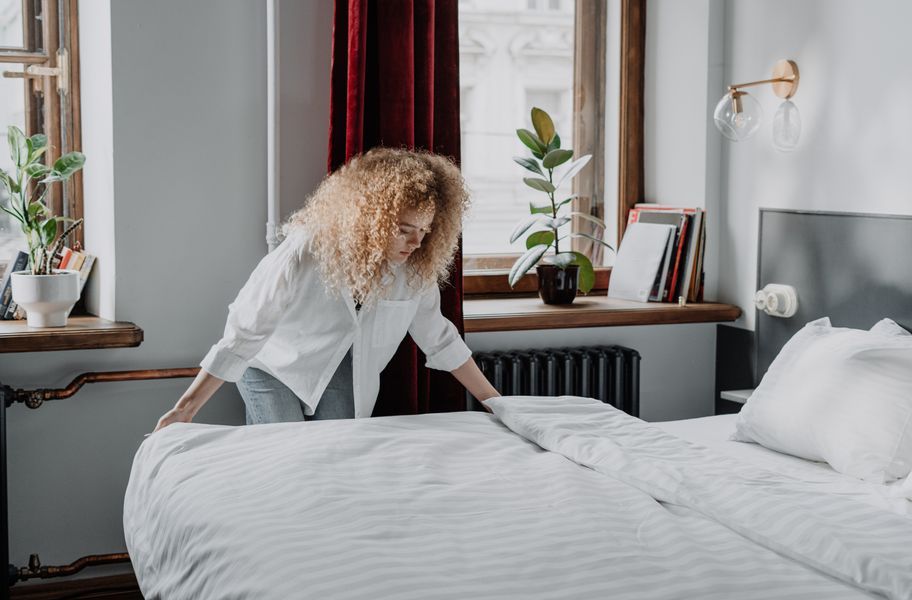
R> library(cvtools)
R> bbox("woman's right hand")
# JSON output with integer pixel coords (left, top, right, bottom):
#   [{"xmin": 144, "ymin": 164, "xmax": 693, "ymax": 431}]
[
  {"xmin": 151, "ymin": 370, "xmax": 226, "ymax": 434},
  {"xmin": 154, "ymin": 405, "xmax": 196, "ymax": 433}
]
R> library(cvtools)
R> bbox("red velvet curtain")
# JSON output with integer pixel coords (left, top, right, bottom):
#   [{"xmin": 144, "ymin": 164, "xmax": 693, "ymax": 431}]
[{"xmin": 328, "ymin": 0, "xmax": 466, "ymax": 415}]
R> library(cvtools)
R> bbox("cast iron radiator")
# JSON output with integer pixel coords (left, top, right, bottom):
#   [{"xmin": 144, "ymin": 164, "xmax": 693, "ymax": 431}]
[{"xmin": 472, "ymin": 345, "xmax": 641, "ymax": 417}]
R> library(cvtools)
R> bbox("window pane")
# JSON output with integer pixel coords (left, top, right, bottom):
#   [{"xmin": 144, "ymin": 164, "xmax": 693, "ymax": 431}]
[
  {"xmin": 0, "ymin": 69, "xmax": 27, "ymax": 260},
  {"xmin": 0, "ymin": 0, "xmax": 25, "ymax": 49},
  {"xmin": 459, "ymin": 0, "xmax": 575, "ymax": 256}
]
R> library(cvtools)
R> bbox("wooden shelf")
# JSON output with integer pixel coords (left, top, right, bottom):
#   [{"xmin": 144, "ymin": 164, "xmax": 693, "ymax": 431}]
[
  {"xmin": 0, "ymin": 315, "xmax": 143, "ymax": 353},
  {"xmin": 464, "ymin": 296, "xmax": 741, "ymax": 333}
]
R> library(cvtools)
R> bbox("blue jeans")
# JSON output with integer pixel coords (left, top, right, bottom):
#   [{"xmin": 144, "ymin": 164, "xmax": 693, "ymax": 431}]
[{"xmin": 237, "ymin": 349, "xmax": 355, "ymax": 425}]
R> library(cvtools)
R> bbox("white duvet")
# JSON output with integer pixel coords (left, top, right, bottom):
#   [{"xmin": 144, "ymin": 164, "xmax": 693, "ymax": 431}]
[{"xmin": 125, "ymin": 397, "xmax": 911, "ymax": 599}]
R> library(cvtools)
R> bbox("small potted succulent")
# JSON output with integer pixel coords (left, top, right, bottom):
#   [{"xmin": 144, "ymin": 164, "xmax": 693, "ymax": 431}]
[
  {"xmin": 508, "ymin": 107, "xmax": 612, "ymax": 304},
  {"xmin": 0, "ymin": 125, "xmax": 86, "ymax": 327}
]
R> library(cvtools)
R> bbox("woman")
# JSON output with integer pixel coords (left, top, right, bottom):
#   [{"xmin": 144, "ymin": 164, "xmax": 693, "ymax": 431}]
[{"xmin": 155, "ymin": 148, "xmax": 499, "ymax": 431}]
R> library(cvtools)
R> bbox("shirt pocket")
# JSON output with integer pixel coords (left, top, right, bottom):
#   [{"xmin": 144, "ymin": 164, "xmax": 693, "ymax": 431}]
[{"xmin": 372, "ymin": 299, "xmax": 415, "ymax": 347}]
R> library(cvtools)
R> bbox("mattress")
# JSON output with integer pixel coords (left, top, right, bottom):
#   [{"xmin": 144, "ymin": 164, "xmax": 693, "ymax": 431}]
[{"xmin": 125, "ymin": 397, "xmax": 912, "ymax": 599}]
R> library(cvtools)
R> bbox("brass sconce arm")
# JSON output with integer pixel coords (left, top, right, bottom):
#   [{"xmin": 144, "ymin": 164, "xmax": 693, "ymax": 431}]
[{"xmin": 727, "ymin": 59, "xmax": 800, "ymax": 99}]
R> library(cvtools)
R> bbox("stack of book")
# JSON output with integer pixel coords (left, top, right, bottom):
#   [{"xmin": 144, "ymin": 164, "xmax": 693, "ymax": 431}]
[
  {"xmin": 626, "ymin": 204, "xmax": 706, "ymax": 303},
  {"xmin": 0, "ymin": 247, "xmax": 96, "ymax": 320}
]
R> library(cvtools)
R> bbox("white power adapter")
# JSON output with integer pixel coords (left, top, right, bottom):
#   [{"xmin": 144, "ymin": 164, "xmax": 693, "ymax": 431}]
[{"xmin": 754, "ymin": 283, "xmax": 798, "ymax": 318}]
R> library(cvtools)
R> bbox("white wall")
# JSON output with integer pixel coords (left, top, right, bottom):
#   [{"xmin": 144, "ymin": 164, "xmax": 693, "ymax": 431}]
[
  {"xmin": 3, "ymin": 0, "xmax": 332, "ymax": 575},
  {"xmin": 645, "ymin": 0, "xmax": 724, "ymax": 302},
  {"xmin": 718, "ymin": 0, "xmax": 912, "ymax": 330},
  {"xmin": 276, "ymin": 0, "xmax": 333, "ymax": 221}
]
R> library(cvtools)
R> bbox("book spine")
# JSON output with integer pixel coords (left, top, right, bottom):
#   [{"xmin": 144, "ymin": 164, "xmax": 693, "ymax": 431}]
[
  {"xmin": 66, "ymin": 254, "xmax": 96, "ymax": 317},
  {"xmin": 57, "ymin": 247, "xmax": 73, "ymax": 270},
  {"xmin": 0, "ymin": 251, "xmax": 29, "ymax": 319},
  {"xmin": 68, "ymin": 251, "xmax": 86, "ymax": 272},
  {"xmin": 665, "ymin": 216, "xmax": 690, "ymax": 302}
]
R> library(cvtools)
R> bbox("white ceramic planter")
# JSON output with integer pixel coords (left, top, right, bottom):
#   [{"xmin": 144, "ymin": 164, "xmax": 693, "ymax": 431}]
[{"xmin": 10, "ymin": 269, "xmax": 80, "ymax": 327}]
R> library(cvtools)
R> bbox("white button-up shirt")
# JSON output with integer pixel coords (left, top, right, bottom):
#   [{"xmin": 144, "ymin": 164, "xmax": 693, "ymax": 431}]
[{"xmin": 201, "ymin": 229, "xmax": 472, "ymax": 418}]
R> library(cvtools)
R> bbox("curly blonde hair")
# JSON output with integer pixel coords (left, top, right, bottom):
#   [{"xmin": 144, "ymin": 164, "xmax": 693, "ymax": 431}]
[{"xmin": 285, "ymin": 147, "xmax": 469, "ymax": 305}]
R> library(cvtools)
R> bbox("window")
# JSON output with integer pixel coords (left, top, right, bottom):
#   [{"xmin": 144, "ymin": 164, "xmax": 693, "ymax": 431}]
[
  {"xmin": 0, "ymin": 0, "xmax": 82, "ymax": 260},
  {"xmin": 459, "ymin": 0, "xmax": 576, "ymax": 258},
  {"xmin": 458, "ymin": 0, "xmax": 645, "ymax": 295}
]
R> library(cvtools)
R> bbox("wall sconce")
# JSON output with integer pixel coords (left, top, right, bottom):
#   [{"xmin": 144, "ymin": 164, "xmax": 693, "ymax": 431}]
[{"xmin": 713, "ymin": 59, "xmax": 801, "ymax": 151}]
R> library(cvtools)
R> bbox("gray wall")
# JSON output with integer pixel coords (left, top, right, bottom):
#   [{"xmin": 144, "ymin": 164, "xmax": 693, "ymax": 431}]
[{"xmin": 3, "ymin": 0, "xmax": 729, "ymax": 572}]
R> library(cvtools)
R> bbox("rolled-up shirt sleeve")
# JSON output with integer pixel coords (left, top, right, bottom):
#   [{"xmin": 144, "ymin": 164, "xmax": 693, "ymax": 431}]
[
  {"xmin": 408, "ymin": 285, "xmax": 472, "ymax": 372},
  {"xmin": 200, "ymin": 233, "xmax": 305, "ymax": 382}
]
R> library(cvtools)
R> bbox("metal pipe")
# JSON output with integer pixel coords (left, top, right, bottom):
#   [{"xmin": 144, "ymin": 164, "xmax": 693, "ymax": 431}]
[
  {"xmin": 2, "ymin": 385, "xmax": 10, "ymax": 598},
  {"xmin": 5, "ymin": 367, "xmax": 199, "ymax": 588},
  {"xmin": 266, "ymin": 0, "xmax": 281, "ymax": 252},
  {"xmin": 16, "ymin": 552, "xmax": 130, "ymax": 581},
  {"xmin": 10, "ymin": 368, "xmax": 200, "ymax": 409}
]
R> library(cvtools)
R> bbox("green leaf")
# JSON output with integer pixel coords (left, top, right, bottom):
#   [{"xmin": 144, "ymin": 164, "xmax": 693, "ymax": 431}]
[
  {"xmin": 516, "ymin": 128, "xmax": 546, "ymax": 158},
  {"xmin": 8, "ymin": 125, "xmax": 28, "ymax": 167},
  {"xmin": 552, "ymin": 252, "xmax": 575, "ymax": 269},
  {"xmin": 530, "ymin": 107, "xmax": 555, "ymax": 145},
  {"xmin": 555, "ymin": 154, "xmax": 592, "ymax": 189},
  {"xmin": 540, "ymin": 215, "xmax": 571, "ymax": 230},
  {"xmin": 28, "ymin": 133, "xmax": 47, "ymax": 150},
  {"xmin": 27, "ymin": 202, "xmax": 44, "ymax": 219},
  {"xmin": 24, "ymin": 163, "xmax": 51, "ymax": 180},
  {"xmin": 525, "ymin": 230, "xmax": 555, "ymax": 249},
  {"xmin": 570, "ymin": 211, "xmax": 606, "ymax": 228},
  {"xmin": 556, "ymin": 195, "xmax": 578, "ymax": 210},
  {"xmin": 553, "ymin": 251, "xmax": 596, "ymax": 293},
  {"xmin": 509, "ymin": 214, "xmax": 545, "ymax": 243},
  {"xmin": 523, "ymin": 177, "xmax": 555, "ymax": 193},
  {"xmin": 547, "ymin": 132, "xmax": 561, "ymax": 152},
  {"xmin": 25, "ymin": 135, "xmax": 48, "ymax": 164},
  {"xmin": 529, "ymin": 202, "xmax": 552, "ymax": 215},
  {"xmin": 571, "ymin": 232, "xmax": 614, "ymax": 249},
  {"xmin": 573, "ymin": 252, "xmax": 595, "ymax": 293},
  {"xmin": 512, "ymin": 156, "xmax": 544, "ymax": 176},
  {"xmin": 53, "ymin": 152, "xmax": 86, "ymax": 178},
  {"xmin": 542, "ymin": 148, "xmax": 573, "ymax": 169},
  {"xmin": 509, "ymin": 244, "xmax": 549, "ymax": 288},
  {"xmin": 41, "ymin": 218, "xmax": 58, "ymax": 245}
]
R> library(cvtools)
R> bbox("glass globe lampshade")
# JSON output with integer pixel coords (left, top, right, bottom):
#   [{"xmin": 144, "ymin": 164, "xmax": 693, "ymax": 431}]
[
  {"xmin": 772, "ymin": 100, "xmax": 801, "ymax": 152},
  {"xmin": 713, "ymin": 91, "xmax": 762, "ymax": 142}
]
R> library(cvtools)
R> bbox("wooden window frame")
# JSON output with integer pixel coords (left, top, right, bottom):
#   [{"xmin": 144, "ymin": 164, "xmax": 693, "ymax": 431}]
[
  {"xmin": 0, "ymin": 0, "xmax": 83, "ymax": 247},
  {"xmin": 463, "ymin": 0, "xmax": 645, "ymax": 296}
]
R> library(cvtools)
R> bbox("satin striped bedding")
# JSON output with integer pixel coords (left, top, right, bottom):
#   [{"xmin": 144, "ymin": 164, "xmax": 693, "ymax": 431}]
[{"xmin": 125, "ymin": 397, "xmax": 910, "ymax": 599}]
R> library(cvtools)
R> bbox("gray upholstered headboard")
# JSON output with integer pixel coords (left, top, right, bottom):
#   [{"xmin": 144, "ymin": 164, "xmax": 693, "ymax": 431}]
[{"xmin": 756, "ymin": 209, "xmax": 912, "ymax": 377}]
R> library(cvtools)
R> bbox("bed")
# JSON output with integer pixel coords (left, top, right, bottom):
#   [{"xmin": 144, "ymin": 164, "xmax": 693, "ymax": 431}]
[
  {"xmin": 125, "ymin": 209, "xmax": 912, "ymax": 598},
  {"xmin": 124, "ymin": 396, "xmax": 911, "ymax": 599}
]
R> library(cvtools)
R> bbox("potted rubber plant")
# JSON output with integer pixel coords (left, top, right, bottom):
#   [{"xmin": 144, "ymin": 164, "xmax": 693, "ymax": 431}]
[
  {"xmin": 0, "ymin": 125, "xmax": 86, "ymax": 327},
  {"xmin": 508, "ymin": 107, "xmax": 612, "ymax": 304}
]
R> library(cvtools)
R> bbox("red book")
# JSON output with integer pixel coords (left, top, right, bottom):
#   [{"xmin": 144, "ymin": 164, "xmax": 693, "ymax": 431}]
[{"xmin": 57, "ymin": 247, "xmax": 73, "ymax": 270}]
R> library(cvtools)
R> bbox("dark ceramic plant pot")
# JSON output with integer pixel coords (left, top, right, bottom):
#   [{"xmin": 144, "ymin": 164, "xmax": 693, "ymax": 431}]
[{"xmin": 536, "ymin": 264, "xmax": 579, "ymax": 305}]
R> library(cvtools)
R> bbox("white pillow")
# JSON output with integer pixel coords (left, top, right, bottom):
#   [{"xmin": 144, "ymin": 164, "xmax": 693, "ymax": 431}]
[
  {"xmin": 870, "ymin": 318, "xmax": 910, "ymax": 337},
  {"xmin": 733, "ymin": 317, "xmax": 912, "ymax": 483}
]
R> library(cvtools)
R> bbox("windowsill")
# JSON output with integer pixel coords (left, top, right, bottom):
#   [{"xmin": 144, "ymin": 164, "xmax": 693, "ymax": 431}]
[
  {"xmin": 463, "ymin": 295, "xmax": 741, "ymax": 333},
  {"xmin": 0, "ymin": 315, "xmax": 144, "ymax": 353}
]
